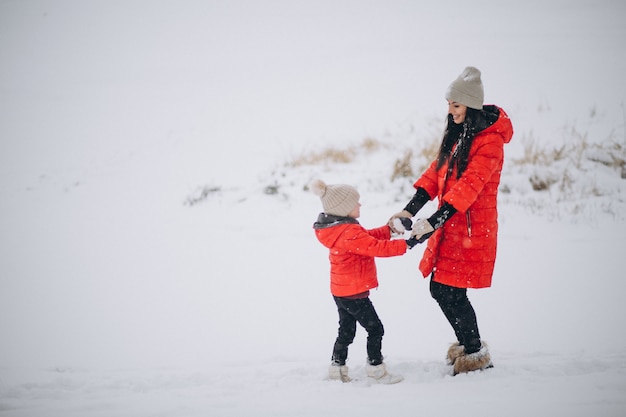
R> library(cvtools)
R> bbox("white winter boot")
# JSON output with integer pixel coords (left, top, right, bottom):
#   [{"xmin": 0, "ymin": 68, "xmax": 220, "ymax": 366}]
[
  {"xmin": 329, "ymin": 364, "xmax": 351, "ymax": 382},
  {"xmin": 365, "ymin": 363, "xmax": 403, "ymax": 384}
]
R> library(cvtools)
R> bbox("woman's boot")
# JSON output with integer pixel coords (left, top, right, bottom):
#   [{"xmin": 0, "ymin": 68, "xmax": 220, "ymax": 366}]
[{"xmin": 453, "ymin": 342, "xmax": 493, "ymax": 375}]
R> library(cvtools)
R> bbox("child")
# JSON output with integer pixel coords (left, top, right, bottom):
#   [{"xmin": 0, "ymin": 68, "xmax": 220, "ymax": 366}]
[{"xmin": 310, "ymin": 179, "xmax": 418, "ymax": 384}]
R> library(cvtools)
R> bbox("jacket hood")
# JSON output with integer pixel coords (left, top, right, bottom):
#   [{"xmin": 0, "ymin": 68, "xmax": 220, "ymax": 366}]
[{"xmin": 480, "ymin": 105, "xmax": 513, "ymax": 144}]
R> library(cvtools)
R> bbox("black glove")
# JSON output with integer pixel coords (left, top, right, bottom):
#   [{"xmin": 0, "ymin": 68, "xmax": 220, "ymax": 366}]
[
  {"xmin": 400, "ymin": 217, "xmax": 412, "ymax": 231},
  {"xmin": 405, "ymin": 237, "xmax": 420, "ymax": 249}
]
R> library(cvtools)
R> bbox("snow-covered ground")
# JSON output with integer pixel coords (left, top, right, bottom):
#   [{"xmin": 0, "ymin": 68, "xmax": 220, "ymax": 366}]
[{"xmin": 1, "ymin": 1, "xmax": 625, "ymax": 416}]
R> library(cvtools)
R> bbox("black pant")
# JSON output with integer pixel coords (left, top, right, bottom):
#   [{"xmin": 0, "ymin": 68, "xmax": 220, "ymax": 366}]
[
  {"xmin": 331, "ymin": 296, "xmax": 384, "ymax": 366},
  {"xmin": 430, "ymin": 279, "xmax": 482, "ymax": 354}
]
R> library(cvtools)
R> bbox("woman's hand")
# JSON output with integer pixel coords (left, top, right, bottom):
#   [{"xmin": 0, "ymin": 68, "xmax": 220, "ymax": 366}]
[{"xmin": 410, "ymin": 219, "xmax": 435, "ymax": 243}]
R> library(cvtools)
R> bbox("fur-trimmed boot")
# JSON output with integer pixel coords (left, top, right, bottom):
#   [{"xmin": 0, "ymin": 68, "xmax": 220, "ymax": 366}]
[
  {"xmin": 329, "ymin": 364, "xmax": 351, "ymax": 382},
  {"xmin": 453, "ymin": 343, "xmax": 493, "ymax": 375},
  {"xmin": 366, "ymin": 363, "xmax": 404, "ymax": 384},
  {"xmin": 446, "ymin": 342, "xmax": 465, "ymax": 365}
]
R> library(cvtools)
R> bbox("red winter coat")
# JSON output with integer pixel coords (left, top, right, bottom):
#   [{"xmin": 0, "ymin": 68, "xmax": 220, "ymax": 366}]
[
  {"xmin": 313, "ymin": 214, "xmax": 407, "ymax": 297},
  {"xmin": 415, "ymin": 106, "xmax": 513, "ymax": 288}
]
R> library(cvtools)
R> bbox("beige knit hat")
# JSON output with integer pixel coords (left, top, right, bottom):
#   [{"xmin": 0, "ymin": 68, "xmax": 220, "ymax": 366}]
[
  {"xmin": 310, "ymin": 179, "xmax": 360, "ymax": 217},
  {"xmin": 445, "ymin": 66, "xmax": 484, "ymax": 110}
]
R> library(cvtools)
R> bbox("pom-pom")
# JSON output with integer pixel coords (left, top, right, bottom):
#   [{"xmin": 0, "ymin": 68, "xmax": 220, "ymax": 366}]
[
  {"xmin": 309, "ymin": 179, "xmax": 327, "ymax": 197},
  {"xmin": 461, "ymin": 66, "xmax": 481, "ymax": 81}
]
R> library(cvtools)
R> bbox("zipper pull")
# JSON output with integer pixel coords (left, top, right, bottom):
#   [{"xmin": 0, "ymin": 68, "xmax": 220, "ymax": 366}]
[{"xmin": 466, "ymin": 210, "xmax": 472, "ymax": 237}]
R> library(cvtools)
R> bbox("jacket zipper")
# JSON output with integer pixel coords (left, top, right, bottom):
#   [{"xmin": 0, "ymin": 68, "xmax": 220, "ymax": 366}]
[{"xmin": 466, "ymin": 210, "xmax": 472, "ymax": 238}]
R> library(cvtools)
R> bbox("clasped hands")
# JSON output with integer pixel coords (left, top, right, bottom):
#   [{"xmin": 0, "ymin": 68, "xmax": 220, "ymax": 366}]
[{"xmin": 388, "ymin": 210, "xmax": 435, "ymax": 249}]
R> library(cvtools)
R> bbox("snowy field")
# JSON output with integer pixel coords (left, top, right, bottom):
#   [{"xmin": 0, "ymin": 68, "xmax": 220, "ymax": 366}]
[{"xmin": 1, "ymin": 1, "xmax": 626, "ymax": 416}]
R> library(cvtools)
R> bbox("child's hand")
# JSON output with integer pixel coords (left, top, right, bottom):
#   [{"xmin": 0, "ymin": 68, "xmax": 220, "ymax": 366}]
[
  {"xmin": 391, "ymin": 216, "xmax": 413, "ymax": 233},
  {"xmin": 388, "ymin": 210, "xmax": 412, "ymax": 233}
]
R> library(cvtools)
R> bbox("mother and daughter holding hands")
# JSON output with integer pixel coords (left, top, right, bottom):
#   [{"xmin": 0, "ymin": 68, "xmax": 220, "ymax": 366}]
[{"xmin": 311, "ymin": 67, "xmax": 514, "ymax": 383}]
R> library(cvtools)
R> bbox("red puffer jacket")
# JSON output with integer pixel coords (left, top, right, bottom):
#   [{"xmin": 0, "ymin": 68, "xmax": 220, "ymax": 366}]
[
  {"xmin": 415, "ymin": 106, "xmax": 513, "ymax": 288},
  {"xmin": 314, "ymin": 214, "xmax": 407, "ymax": 297}
]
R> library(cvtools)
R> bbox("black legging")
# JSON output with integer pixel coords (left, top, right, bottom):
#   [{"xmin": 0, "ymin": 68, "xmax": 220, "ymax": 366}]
[
  {"xmin": 331, "ymin": 296, "xmax": 385, "ymax": 366},
  {"xmin": 430, "ymin": 279, "xmax": 482, "ymax": 354}
]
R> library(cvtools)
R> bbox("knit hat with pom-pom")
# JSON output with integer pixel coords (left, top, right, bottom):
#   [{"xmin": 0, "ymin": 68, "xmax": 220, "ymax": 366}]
[
  {"xmin": 445, "ymin": 66, "xmax": 484, "ymax": 110},
  {"xmin": 310, "ymin": 179, "xmax": 360, "ymax": 217}
]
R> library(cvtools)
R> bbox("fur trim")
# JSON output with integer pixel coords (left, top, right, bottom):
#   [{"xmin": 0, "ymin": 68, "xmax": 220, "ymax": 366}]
[
  {"xmin": 453, "ymin": 342, "xmax": 492, "ymax": 375},
  {"xmin": 447, "ymin": 342, "xmax": 465, "ymax": 365},
  {"xmin": 309, "ymin": 179, "xmax": 327, "ymax": 197}
]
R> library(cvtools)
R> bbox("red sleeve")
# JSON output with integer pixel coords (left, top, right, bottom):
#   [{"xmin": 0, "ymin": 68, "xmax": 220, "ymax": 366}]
[
  {"xmin": 365, "ymin": 225, "xmax": 392, "ymax": 240},
  {"xmin": 414, "ymin": 159, "xmax": 440, "ymax": 201},
  {"xmin": 334, "ymin": 225, "xmax": 407, "ymax": 257}
]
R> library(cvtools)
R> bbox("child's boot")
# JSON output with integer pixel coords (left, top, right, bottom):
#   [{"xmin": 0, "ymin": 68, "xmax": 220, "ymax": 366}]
[
  {"xmin": 365, "ymin": 362, "xmax": 403, "ymax": 384},
  {"xmin": 328, "ymin": 363, "xmax": 351, "ymax": 382}
]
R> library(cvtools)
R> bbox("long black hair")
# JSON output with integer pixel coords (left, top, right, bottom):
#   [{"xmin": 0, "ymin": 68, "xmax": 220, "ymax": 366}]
[{"xmin": 435, "ymin": 107, "xmax": 482, "ymax": 179}]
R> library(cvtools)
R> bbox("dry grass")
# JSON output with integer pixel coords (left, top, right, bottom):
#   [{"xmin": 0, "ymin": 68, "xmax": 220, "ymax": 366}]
[
  {"xmin": 390, "ymin": 149, "xmax": 415, "ymax": 181},
  {"xmin": 415, "ymin": 134, "xmax": 441, "ymax": 169},
  {"xmin": 512, "ymin": 132, "xmax": 566, "ymax": 166},
  {"xmin": 287, "ymin": 125, "xmax": 443, "ymax": 183},
  {"xmin": 515, "ymin": 127, "xmax": 625, "ymax": 171},
  {"xmin": 289, "ymin": 137, "xmax": 383, "ymax": 167},
  {"xmin": 512, "ymin": 126, "xmax": 626, "ymax": 196}
]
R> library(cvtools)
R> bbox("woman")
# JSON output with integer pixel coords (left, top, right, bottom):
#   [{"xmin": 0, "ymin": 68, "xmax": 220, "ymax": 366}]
[{"xmin": 389, "ymin": 67, "xmax": 513, "ymax": 375}]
